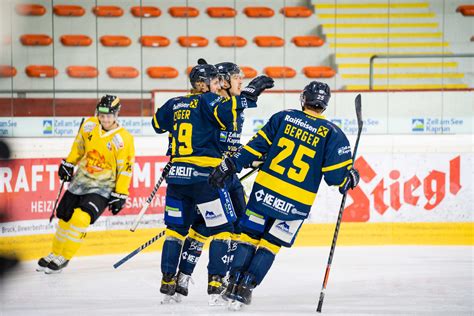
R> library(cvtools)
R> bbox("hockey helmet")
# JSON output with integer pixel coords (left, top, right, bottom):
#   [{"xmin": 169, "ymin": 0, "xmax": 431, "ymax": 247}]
[
  {"xmin": 189, "ymin": 59, "xmax": 218, "ymax": 89},
  {"xmin": 300, "ymin": 81, "xmax": 331, "ymax": 110},
  {"xmin": 96, "ymin": 95, "xmax": 121, "ymax": 115},
  {"xmin": 215, "ymin": 62, "xmax": 241, "ymax": 83}
]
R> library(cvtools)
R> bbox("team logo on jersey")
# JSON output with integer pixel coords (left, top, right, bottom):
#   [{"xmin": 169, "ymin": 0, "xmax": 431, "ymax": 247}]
[
  {"xmin": 317, "ymin": 126, "xmax": 329, "ymax": 137},
  {"xmin": 254, "ymin": 189, "xmax": 296, "ymax": 215},
  {"xmin": 83, "ymin": 121, "xmax": 96, "ymax": 133},
  {"xmin": 107, "ymin": 142, "xmax": 112, "ymax": 151}
]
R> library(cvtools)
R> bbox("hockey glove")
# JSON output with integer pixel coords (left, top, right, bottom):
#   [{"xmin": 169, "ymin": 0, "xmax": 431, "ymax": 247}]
[
  {"xmin": 109, "ymin": 192, "xmax": 128, "ymax": 215},
  {"xmin": 339, "ymin": 168, "xmax": 360, "ymax": 194},
  {"xmin": 241, "ymin": 75, "xmax": 275, "ymax": 102},
  {"xmin": 208, "ymin": 158, "xmax": 237, "ymax": 188},
  {"xmin": 58, "ymin": 160, "xmax": 75, "ymax": 182}
]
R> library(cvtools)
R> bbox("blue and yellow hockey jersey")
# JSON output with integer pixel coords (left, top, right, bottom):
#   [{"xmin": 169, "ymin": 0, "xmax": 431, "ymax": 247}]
[
  {"xmin": 232, "ymin": 109, "xmax": 353, "ymax": 220},
  {"xmin": 152, "ymin": 93, "xmax": 256, "ymax": 184}
]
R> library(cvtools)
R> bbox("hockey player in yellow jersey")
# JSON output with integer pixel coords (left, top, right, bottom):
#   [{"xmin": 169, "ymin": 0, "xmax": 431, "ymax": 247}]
[{"xmin": 37, "ymin": 95, "xmax": 135, "ymax": 273}]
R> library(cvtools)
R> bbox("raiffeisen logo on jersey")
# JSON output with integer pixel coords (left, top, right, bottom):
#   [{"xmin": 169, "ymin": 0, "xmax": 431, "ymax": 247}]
[{"xmin": 255, "ymin": 189, "xmax": 296, "ymax": 215}]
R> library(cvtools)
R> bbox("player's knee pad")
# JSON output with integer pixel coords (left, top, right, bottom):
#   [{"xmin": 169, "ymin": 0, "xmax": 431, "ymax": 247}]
[{"xmin": 265, "ymin": 219, "xmax": 304, "ymax": 248}]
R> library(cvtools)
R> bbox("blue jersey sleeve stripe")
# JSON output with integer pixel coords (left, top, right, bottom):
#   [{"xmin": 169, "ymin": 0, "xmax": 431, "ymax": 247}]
[
  {"xmin": 231, "ymin": 96, "xmax": 238, "ymax": 131},
  {"xmin": 213, "ymin": 104, "xmax": 226, "ymax": 130},
  {"xmin": 322, "ymin": 159, "xmax": 353, "ymax": 172},
  {"xmin": 243, "ymin": 145, "xmax": 262, "ymax": 158},
  {"xmin": 255, "ymin": 170, "xmax": 317, "ymax": 206},
  {"xmin": 257, "ymin": 130, "xmax": 272, "ymax": 145}
]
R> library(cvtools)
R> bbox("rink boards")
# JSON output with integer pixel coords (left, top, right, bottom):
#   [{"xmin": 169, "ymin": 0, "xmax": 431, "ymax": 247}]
[{"xmin": 0, "ymin": 134, "xmax": 473, "ymax": 260}]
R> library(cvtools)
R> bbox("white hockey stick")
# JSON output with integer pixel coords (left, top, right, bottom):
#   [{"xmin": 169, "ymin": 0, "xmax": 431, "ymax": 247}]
[{"xmin": 129, "ymin": 161, "xmax": 172, "ymax": 232}]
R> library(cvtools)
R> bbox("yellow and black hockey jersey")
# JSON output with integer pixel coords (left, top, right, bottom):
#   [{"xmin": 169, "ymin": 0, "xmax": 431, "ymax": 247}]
[{"xmin": 65, "ymin": 117, "xmax": 135, "ymax": 198}]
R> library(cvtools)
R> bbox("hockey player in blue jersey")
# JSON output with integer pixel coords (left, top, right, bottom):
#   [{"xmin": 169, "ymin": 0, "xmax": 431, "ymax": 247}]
[
  {"xmin": 208, "ymin": 81, "xmax": 360, "ymax": 308},
  {"xmin": 173, "ymin": 62, "xmax": 267, "ymax": 302},
  {"xmin": 152, "ymin": 61, "xmax": 274, "ymax": 304}
]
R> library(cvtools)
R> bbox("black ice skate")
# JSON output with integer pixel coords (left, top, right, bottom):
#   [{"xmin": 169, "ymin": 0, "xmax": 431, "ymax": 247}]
[
  {"xmin": 45, "ymin": 255, "xmax": 69, "ymax": 274},
  {"xmin": 175, "ymin": 271, "xmax": 192, "ymax": 296},
  {"xmin": 36, "ymin": 253, "xmax": 55, "ymax": 272},
  {"xmin": 160, "ymin": 273, "xmax": 176, "ymax": 295},
  {"xmin": 223, "ymin": 272, "xmax": 242, "ymax": 301},
  {"xmin": 208, "ymin": 274, "xmax": 226, "ymax": 306},
  {"xmin": 234, "ymin": 273, "xmax": 256, "ymax": 305}
]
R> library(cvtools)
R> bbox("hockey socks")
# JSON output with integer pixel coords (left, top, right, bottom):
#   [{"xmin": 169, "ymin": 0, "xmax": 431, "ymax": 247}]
[
  {"xmin": 247, "ymin": 239, "xmax": 281, "ymax": 285},
  {"xmin": 51, "ymin": 219, "xmax": 70, "ymax": 256},
  {"xmin": 178, "ymin": 229, "xmax": 207, "ymax": 276},
  {"xmin": 161, "ymin": 229, "xmax": 185, "ymax": 275},
  {"xmin": 207, "ymin": 232, "xmax": 231, "ymax": 276},
  {"xmin": 61, "ymin": 208, "xmax": 90, "ymax": 260}
]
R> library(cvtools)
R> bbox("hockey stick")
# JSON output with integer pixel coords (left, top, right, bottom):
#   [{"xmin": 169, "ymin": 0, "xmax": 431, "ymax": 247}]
[
  {"xmin": 113, "ymin": 229, "xmax": 166, "ymax": 269},
  {"xmin": 129, "ymin": 161, "xmax": 172, "ymax": 232},
  {"xmin": 316, "ymin": 94, "xmax": 363, "ymax": 313},
  {"xmin": 239, "ymin": 166, "xmax": 259, "ymax": 182},
  {"xmin": 49, "ymin": 118, "xmax": 85, "ymax": 223}
]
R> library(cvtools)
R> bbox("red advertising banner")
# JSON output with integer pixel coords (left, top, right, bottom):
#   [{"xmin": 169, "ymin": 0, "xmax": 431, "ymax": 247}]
[{"xmin": 0, "ymin": 156, "xmax": 169, "ymax": 222}]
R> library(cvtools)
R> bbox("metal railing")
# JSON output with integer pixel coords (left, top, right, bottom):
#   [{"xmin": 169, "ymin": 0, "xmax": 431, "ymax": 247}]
[{"xmin": 369, "ymin": 53, "xmax": 474, "ymax": 90}]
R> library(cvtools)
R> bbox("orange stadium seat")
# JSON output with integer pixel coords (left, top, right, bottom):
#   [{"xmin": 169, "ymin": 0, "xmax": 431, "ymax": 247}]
[
  {"xmin": 178, "ymin": 36, "xmax": 208, "ymax": 47},
  {"xmin": 456, "ymin": 5, "xmax": 474, "ymax": 16},
  {"xmin": 280, "ymin": 7, "xmax": 312, "ymax": 18},
  {"xmin": 147, "ymin": 67, "xmax": 179, "ymax": 78},
  {"xmin": 131, "ymin": 6, "xmax": 161, "ymax": 18},
  {"xmin": 107, "ymin": 67, "xmax": 139, "ymax": 78},
  {"xmin": 15, "ymin": 4, "xmax": 46, "ymax": 16},
  {"xmin": 140, "ymin": 36, "xmax": 170, "ymax": 47},
  {"xmin": 25, "ymin": 65, "xmax": 58, "ymax": 78},
  {"xmin": 66, "ymin": 66, "xmax": 98, "ymax": 78},
  {"xmin": 20, "ymin": 34, "xmax": 52, "ymax": 46},
  {"xmin": 0, "ymin": 66, "xmax": 17, "ymax": 78},
  {"xmin": 206, "ymin": 7, "xmax": 237, "ymax": 18},
  {"xmin": 264, "ymin": 66, "xmax": 296, "ymax": 78},
  {"xmin": 254, "ymin": 36, "xmax": 285, "ymax": 47},
  {"xmin": 292, "ymin": 36, "xmax": 324, "ymax": 47},
  {"xmin": 215, "ymin": 36, "xmax": 247, "ymax": 47},
  {"xmin": 168, "ymin": 7, "xmax": 199, "ymax": 18},
  {"xmin": 93, "ymin": 6, "xmax": 123, "ymax": 17},
  {"xmin": 60, "ymin": 35, "xmax": 92, "ymax": 46},
  {"xmin": 303, "ymin": 66, "xmax": 336, "ymax": 78},
  {"xmin": 100, "ymin": 35, "xmax": 131, "ymax": 47},
  {"xmin": 53, "ymin": 5, "xmax": 85, "ymax": 17},
  {"xmin": 241, "ymin": 66, "xmax": 257, "ymax": 78},
  {"xmin": 243, "ymin": 7, "xmax": 274, "ymax": 18}
]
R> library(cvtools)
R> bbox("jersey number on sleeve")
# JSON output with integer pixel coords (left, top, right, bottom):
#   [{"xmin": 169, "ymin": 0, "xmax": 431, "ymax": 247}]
[{"xmin": 269, "ymin": 137, "xmax": 316, "ymax": 182}]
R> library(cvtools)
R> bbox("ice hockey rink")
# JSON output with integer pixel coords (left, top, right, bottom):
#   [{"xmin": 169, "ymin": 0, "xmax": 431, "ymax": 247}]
[{"xmin": 1, "ymin": 246, "xmax": 472, "ymax": 315}]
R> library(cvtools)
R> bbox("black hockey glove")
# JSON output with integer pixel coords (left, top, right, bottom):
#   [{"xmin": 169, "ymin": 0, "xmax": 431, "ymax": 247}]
[
  {"xmin": 58, "ymin": 160, "xmax": 75, "ymax": 182},
  {"xmin": 339, "ymin": 168, "xmax": 360, "ymax": 194},
  {"xmin": 241, "ymin": 75, "xmax": 275, "ymax": 102},
  {"xmin": 208, "ymin": 158, "xmax": 237, "ymax": 188},
  {"xmin": 109, "ymin": 192, "xmax": 128, "ymax": 215}
]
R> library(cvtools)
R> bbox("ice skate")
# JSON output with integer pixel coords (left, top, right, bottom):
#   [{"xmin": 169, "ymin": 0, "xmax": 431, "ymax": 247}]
[
  {"xmin": 233, "ymin": 273, "xmax": 256, "ymax": 306},
  {"xmin": 228, "ymin": 300, "xmax": 244, "ymax": 311},
  {"xmin": 175, "ymin": 271, "xmax": 193, "ymax": 297},
  {"xmin": 160, "ymin": 273, "xmax": 176, "ymax": 295},
  {"xmin": 160, "ymin": 294, "xmax": 181, "ymax": 304},
  {"xmin": 44, "ymin": 255, "xmax": 69, "ymax": 274},
  {"xmin": 36, "ymin": 253, "xmax": 55, "ymax": 272},
  {"xmin": 208, "ymin": 274, "xmax": 226, "ymax": 306}
]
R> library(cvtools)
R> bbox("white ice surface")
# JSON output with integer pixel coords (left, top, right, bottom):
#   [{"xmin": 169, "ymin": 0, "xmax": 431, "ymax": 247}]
[{"xmin": 1, "ymin": 246, "xmax": 473, "ymax": 315}]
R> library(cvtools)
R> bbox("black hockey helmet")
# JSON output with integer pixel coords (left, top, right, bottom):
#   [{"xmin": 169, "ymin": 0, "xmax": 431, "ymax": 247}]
[
  {"xmin": 189, "ymin": 58, "xmax": 218, "ymax": 89},
  {"xmin": 96, "ymin": 94, "xmax": 121, "ymax": 115},
  {"xmin": 215, "ymin": 62, "xmax": 241, "ymax": 83},
  {"xmin": 300, "ymin": 81, "xmax": 331, "ymax": 110}
]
